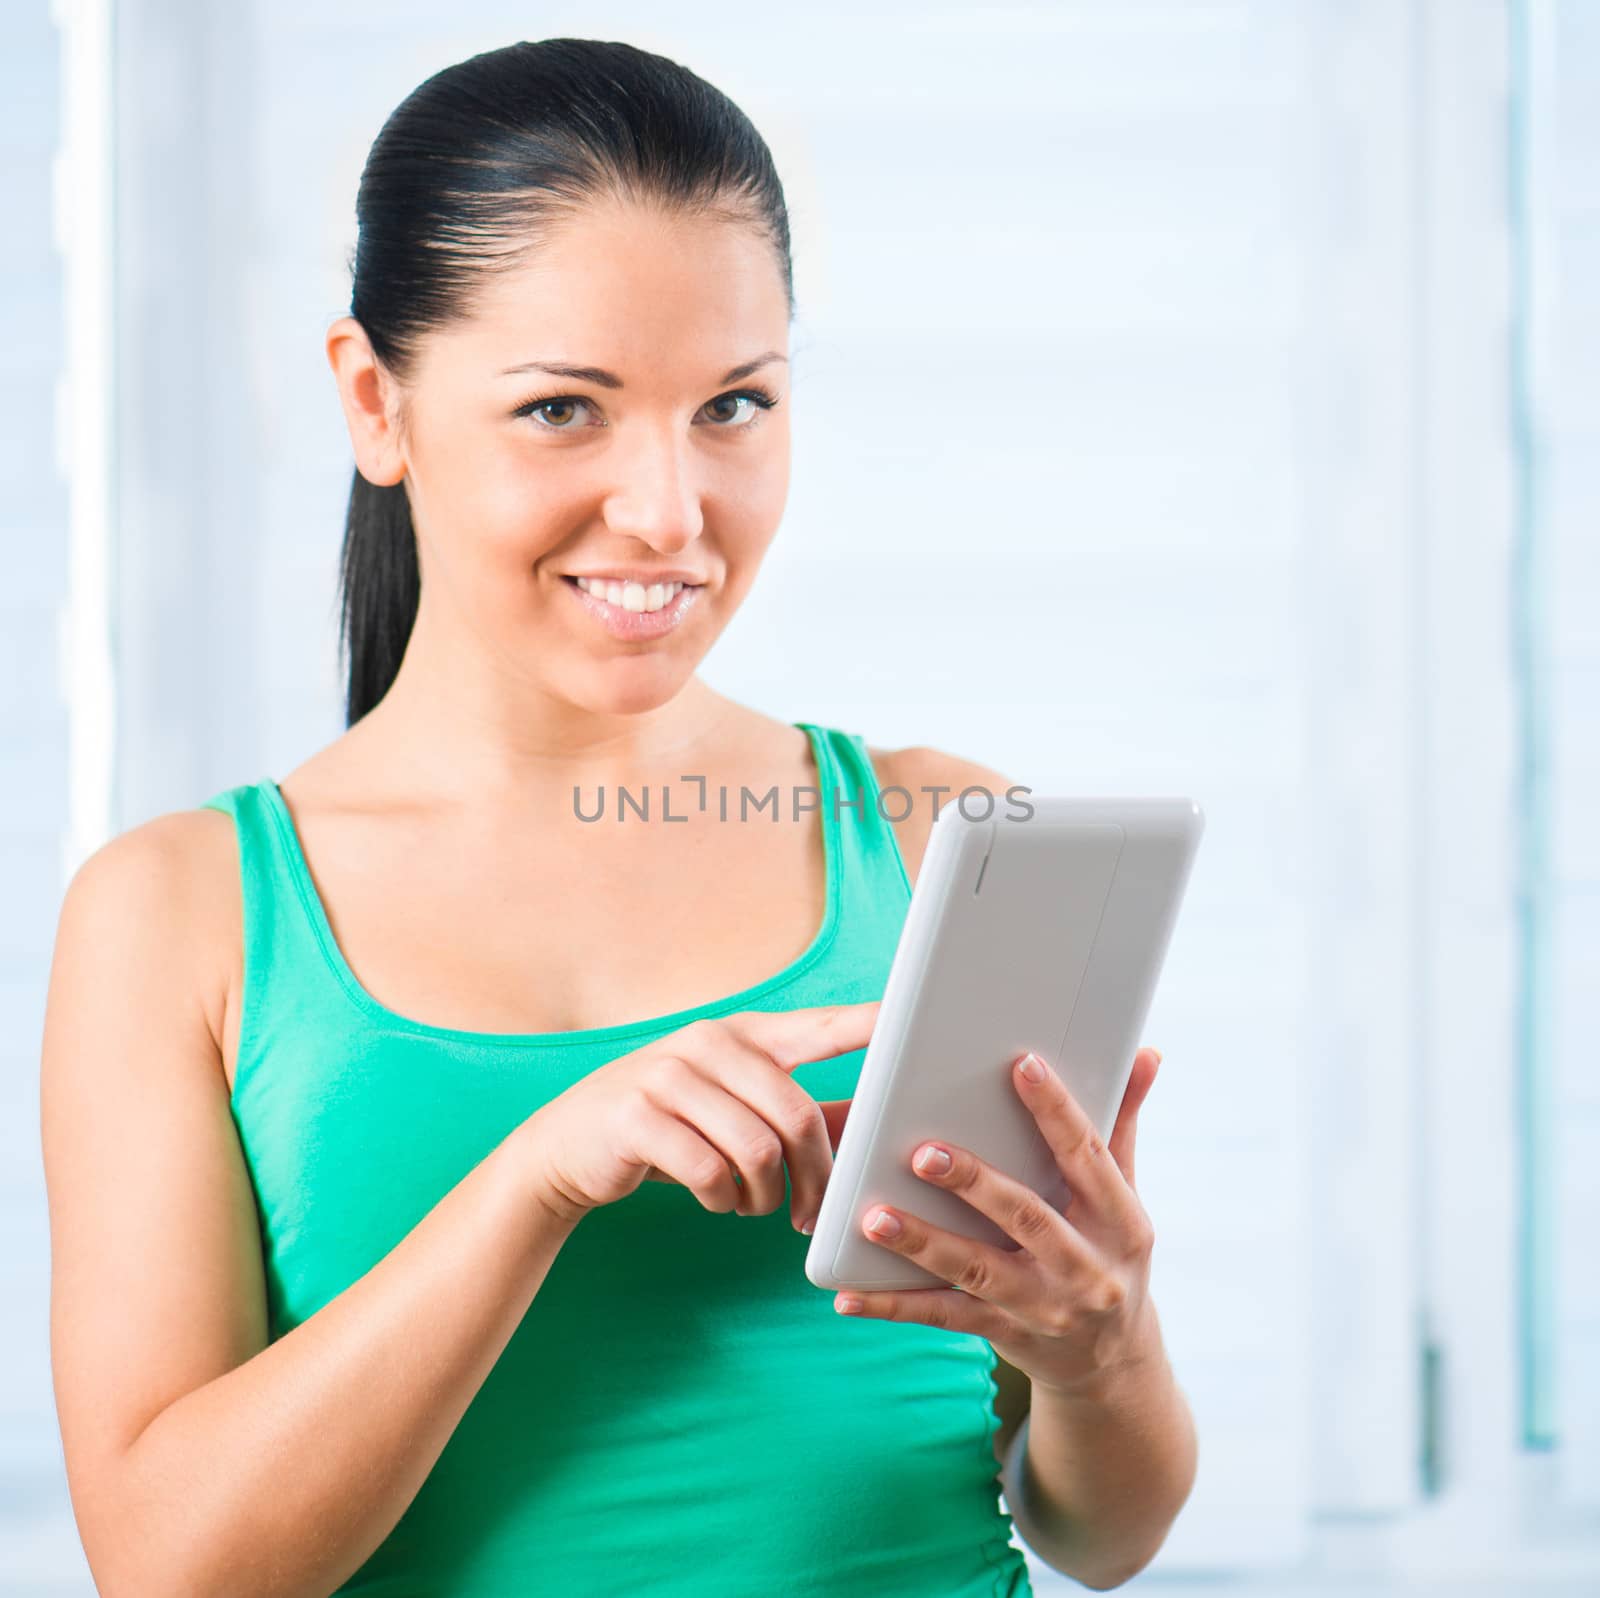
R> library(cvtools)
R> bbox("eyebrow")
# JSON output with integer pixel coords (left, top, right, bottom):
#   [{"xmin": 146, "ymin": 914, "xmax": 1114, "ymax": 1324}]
[{"xmin": 496, "ymin": 352, "xmax": 788, "ymax": 388}]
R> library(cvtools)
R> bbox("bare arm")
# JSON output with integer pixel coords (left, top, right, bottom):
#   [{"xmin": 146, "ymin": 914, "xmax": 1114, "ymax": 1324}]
[
  {"xmin": 41, "ymin": 813, "xmax": 578, "ymax": 1598},
  {"xmin": 116, "ymin": 1123, "xmax": 565, "ymax": 1598},
  {"xmin": 1001, "ymin": 1307, "xmax": 1198, "ymax": 1589}
]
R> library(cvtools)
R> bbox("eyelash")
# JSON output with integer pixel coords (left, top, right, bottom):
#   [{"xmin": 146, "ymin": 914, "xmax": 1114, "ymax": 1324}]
[{"xmin": 510, "ymin": 385, "xmax": 782, "ymax": 434}]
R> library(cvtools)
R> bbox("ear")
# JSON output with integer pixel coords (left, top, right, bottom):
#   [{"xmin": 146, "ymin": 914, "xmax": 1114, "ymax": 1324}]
[{"xmin": 325, "ymin": 315, "xmax": 408, "ymax": 488}]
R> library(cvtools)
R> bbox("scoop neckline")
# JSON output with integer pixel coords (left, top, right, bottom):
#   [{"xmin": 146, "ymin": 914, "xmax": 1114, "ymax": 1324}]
[{"xmin": 258, "ymin": 720, "xmax": 845, "ymax": 1050}]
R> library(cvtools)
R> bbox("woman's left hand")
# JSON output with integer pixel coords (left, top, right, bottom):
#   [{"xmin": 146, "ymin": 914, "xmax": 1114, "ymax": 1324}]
[{"xmin": 835, "ymin": 1045, "xmax": 1164, "ymax": 1395}]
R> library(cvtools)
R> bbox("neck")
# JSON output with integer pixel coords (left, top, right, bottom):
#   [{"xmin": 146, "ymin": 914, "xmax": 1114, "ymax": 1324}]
[{"xmin": 343, "ymin": 598, "xmax": 736, "ymax": 804}]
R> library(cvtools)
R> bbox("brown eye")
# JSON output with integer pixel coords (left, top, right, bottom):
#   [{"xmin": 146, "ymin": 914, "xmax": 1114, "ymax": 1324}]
[
  {"xmin": 704, "ymin": 395, "xmax": 752, "ymax": 425},
  {"xmin": 512, "ymin": 386, "xmax": 779, "ymax": 432},
  {"xmin": 701, "ymin": 388, "xmax": 780, "ymax": 428},
  {"xmin": 516, "ymin": 396, "xmax": 594, "ymax": 430}
]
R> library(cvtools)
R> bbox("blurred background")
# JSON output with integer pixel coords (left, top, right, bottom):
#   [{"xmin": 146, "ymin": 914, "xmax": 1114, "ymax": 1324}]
[{"xmin": 4, "ymin": 1, "xmax": 1597, "ymax": 1592}]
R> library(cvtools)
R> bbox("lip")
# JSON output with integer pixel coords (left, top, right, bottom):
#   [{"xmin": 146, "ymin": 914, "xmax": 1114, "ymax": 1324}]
[
  {"xmin": 563, "ymin": 570, "xmax": 709, "ymax": 586},
  {"xmin": 560, "ymin": 573, "xmax": 703, "ymax": 640}
]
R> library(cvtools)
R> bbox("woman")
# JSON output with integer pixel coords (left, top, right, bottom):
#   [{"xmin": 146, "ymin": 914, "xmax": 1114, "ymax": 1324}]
[{"xmin": 41, "ymin": 37, "xmax": 1193, "ymax": 1596}]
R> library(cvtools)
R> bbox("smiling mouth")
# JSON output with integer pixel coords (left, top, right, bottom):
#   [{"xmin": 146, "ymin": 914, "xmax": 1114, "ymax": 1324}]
[
  {"xmin": 558, "ymin": 572, "xmax": 706, "ymax": 637},
  {"xmin": 560, "ymin": 574, "xmax": 705, "ymax": 608}
]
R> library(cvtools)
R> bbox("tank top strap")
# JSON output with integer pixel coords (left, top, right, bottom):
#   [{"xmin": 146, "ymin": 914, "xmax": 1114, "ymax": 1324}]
[
  {"xmin": 796, "ymin": 722, "xmax": 916, "ymax": 919},
  {"xmin": 199, "ymin": 779, "xmax": 338, "ymax": 1078}
]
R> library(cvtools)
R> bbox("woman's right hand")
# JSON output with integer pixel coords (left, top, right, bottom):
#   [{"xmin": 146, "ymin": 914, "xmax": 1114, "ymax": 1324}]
[{"xmin": 523, "ymin": 1001, "xmax": 878, "ymax": 1234}]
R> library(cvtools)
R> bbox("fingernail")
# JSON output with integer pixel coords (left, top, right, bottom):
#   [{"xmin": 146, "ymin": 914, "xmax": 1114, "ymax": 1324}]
[
  {"xmin": 867, "ymin": 1208, "xmax": 901, "ymax": 1237},
  {"xmin": 797, "ymin": 1215, "xmax": 815, "ymax": 1235},
  {"xmin": 1018, "ymin": 1052, "xmax": 1046, "ymax": 1082},
  {"xmin": 914, "ymin": 1144, "xmax": 951, "ymax": 1175}
]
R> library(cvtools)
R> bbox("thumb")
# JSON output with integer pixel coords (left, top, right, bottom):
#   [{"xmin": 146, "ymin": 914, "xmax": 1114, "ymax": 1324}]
[
  {"xmin": 1107, "ymin": 1048, "xmax": 1161, "ymax": 1190},
  {"xmin": 819, "ymin": 1097, "xmax": 851, "ymax": 1154}
]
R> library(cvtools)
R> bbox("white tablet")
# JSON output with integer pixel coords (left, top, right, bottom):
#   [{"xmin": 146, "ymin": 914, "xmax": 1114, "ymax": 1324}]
[{"xmin": 804, "ymin": 795, "xmax": 1205, "ymax": 1293}]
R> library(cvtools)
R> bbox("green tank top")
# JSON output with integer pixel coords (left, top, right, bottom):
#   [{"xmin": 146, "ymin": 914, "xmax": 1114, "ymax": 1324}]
[{"xmin": 201, "ymin": 721, "xmax": 1032, "ymax": 1597}]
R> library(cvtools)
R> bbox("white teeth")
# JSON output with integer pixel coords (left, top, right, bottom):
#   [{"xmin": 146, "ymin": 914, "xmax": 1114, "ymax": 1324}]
[{"xmin": 575, "ymin": 577, "xmax": 685, "ymax": 613}]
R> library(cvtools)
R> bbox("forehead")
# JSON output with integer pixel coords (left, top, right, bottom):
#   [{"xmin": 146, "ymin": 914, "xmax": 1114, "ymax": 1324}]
[{"xmin": 442, "ymin": 198, "xmax": 789, "ymax": 377}]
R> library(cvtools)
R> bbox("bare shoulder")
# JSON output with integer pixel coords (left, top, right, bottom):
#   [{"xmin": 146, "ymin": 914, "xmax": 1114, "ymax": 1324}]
[
  {"xmin": 42, "ymin": 803, "xmax": 270, "ymax": 1546},
  {"xmin": 51, "ymin": 807, "xmax": 240, "ymax": 1066},
  {"xmin": 863, "ymin": 743, "xmax": 1019, "ymax": 889}
]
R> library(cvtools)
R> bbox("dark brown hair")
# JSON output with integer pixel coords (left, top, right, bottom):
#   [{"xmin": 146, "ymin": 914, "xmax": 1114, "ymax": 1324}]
[{"xmin": 337, "ymin": 38, "xmax": 795, "ymax": 725}]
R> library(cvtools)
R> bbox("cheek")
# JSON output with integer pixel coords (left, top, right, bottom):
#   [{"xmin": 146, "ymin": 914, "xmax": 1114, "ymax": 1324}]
[
  {"xmin": 725, "ymin": 436, "xmax": 791, "ymax": 534},
  {"xmin": 468, "ymin": 468, "xmax": 571, "ymax": 569}
]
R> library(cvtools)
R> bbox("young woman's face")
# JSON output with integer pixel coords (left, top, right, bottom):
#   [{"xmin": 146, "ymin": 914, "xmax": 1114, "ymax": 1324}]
[{"xmin": 391, "ymin": 197, "xmax": 792, "ymax": 710}]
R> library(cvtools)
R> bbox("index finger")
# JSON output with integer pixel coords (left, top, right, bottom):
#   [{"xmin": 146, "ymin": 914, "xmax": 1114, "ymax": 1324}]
[
  {"xmin": 637, "ymin": 996, "xmax": 866, "ymax": 1188},
  {"xmin": 718, "ymin": 999, "xmax": 881, "ymax": 1072},
  {"xmin": 676, "ymin": 1003, "xmax": 878, "ymax": 1227}
]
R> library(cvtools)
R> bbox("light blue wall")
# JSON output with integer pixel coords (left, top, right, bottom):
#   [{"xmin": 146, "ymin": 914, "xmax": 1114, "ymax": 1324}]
[
  {"xmin": 1537, "ymin": 0, "xmax": 1600, "ymax": 1501},
  {"xmin": 0, "ymin": 0, "xmax": 66, "ymax": 1477},
  {"xmin": 1, "ymin": 7, "xmax": 74, "ymax": 1593}
]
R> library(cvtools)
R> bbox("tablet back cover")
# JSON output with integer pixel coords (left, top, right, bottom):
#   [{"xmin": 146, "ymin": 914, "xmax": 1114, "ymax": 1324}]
[{"xmin": 805, "ymin": 797, "xmax": 1203, "ymax": 1291}]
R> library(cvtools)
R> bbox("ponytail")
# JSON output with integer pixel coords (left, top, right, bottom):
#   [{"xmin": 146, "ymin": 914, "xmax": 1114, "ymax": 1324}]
[{"xmin": 337, "ymin": 470, "xmax": 419, "ymax": 727}]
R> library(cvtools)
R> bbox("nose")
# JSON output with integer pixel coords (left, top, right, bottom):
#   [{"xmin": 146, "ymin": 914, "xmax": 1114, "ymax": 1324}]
[{"xmin": 602, "ymin": 423, "xmax": 706, "ymax": 553}]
